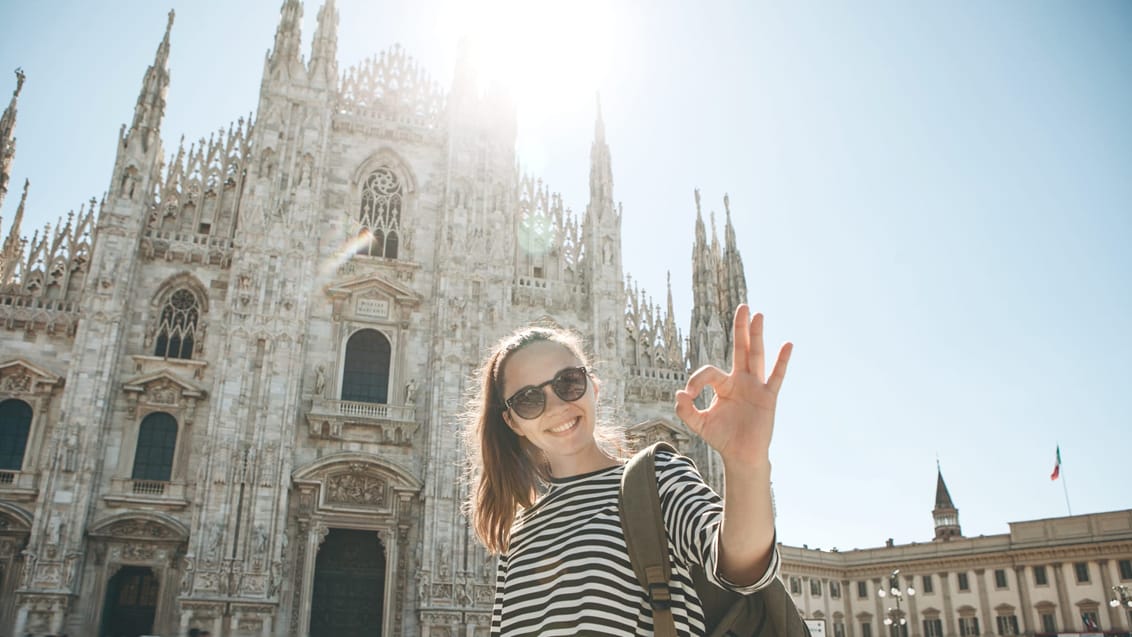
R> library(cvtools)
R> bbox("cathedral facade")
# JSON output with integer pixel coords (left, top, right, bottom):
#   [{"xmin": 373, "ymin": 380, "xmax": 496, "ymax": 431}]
[{"xmin": 0, "ymin": 3, "xmax": 746, "ymax": 636}]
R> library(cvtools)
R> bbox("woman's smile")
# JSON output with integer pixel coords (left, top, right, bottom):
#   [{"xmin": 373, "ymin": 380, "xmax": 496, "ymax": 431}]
[{"xmin": 547, "ymin": 416, "xmax": 580, "ymax": 434}]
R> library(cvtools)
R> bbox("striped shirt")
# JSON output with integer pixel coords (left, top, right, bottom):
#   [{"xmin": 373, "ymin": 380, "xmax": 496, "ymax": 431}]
[{"xmin": 490, "ymin": 450, "xmax": 781, "ymax": 636}]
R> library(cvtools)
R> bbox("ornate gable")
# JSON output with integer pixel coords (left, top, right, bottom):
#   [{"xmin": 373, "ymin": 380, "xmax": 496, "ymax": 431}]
[
  {"xmin": 0, "ymin": 358, "xmax": 62, "ymax": 396},
  {"xmin": 624, "ymin": 417, "xmax": 691, "ymax": 452},
  {"xmin": 292, "ymin": 453, "xmax": 422, "ymax": 521},
  {"xmin": 89, "ymin": 514, "xmax": 189, "ymax": 543}
]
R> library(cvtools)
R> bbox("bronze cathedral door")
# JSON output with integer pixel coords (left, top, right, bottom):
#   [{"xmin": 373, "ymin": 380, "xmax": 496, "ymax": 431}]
[
  {"xmin": 99, "ymin": 566, "xmax": 158, "ymax": 637},
  {"xmin": 309, "ymin": 528, "xmax": 386, "ymax": 637}
]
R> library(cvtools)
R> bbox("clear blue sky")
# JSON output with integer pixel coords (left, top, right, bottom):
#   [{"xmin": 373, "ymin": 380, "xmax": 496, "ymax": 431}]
[{"xmin": 2, "ymin": 1, "xmax": 1129, "ymax": 552}]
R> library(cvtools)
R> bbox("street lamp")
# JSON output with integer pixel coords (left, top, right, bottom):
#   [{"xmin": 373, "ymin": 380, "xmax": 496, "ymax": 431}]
[
  {"xmin": 879, "ymin": 569, "xmax": 916, "ymax": 637},
  {"xmin": 1112, "ymin": 584, "xmax": 1132, "ymax": 628},
  {"xmin": 1111, "ymin": 584, "xmax": 1132, "ymax": 610}
]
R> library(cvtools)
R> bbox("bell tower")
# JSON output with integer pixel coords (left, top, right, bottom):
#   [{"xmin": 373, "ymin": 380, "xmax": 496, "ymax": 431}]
[{"xmin": 933, "ymin": 463, "xmax": 963, "ymax": 541}]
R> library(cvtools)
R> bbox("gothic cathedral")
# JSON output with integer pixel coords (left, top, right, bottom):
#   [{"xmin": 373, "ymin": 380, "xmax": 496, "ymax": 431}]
[{"xmin": 0, "ymin": 3, "xmax": 750, "ymax": 635}]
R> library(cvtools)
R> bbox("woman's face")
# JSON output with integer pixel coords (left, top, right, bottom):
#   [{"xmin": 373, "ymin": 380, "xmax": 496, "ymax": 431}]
[{"xmin": 499, "ymin": 340, "xmax": 601, "ymax": 474}]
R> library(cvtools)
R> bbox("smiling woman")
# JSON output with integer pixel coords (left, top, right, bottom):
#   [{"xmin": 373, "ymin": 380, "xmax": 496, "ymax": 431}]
[{"xmin": 464, "ymin": 306, "xmax": 790, "ymax": 635}]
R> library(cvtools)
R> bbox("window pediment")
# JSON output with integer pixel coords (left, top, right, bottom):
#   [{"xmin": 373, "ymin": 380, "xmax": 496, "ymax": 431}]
[
  {"xmin": 122, "ymin": 369, "xmax": 205, "ymax": 422},
  {"xmin": 0, "ymin": 359, "xmax": 63, "ymax": 396},
  {"xmin": 327, "ymin": 274, "xmax": 421, "ymax": 323}
]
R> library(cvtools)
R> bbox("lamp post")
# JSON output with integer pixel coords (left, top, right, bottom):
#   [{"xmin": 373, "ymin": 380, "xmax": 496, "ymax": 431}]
[
  {"xmin": 1111, "ymin": 585, "xmax": 1132, "ymax": 628},
  {"xmin": 879, "ymin": 569, "xmax": 916, "ymax": 637}
]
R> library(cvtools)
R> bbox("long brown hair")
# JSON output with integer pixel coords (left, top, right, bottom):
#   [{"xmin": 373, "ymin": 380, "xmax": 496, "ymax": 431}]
[{"xmin": 464, "ymin": 327, "xmax": 612, "ymax": 555}]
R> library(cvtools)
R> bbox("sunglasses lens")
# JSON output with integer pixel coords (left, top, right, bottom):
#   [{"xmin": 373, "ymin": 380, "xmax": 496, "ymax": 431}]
[
  {"xmin": 510, "ymin": 388, "xmax": 546, "ymax": 420},
  {"xmin": 553, "ymin": 367, "xmax": 588, "ymax": 402}
]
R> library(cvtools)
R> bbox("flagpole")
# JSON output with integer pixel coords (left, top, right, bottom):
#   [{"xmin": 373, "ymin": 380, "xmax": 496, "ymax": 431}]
[{"xmin": 1061, "ymin": 450, "xmax": 1072, "ymax": 516}]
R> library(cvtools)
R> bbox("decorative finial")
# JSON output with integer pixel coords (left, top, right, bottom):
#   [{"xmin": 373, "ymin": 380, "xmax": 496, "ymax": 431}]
[
  {"xmin": 694, "ymin": 188, "xmax": 701, "ymax": 215},
  {"xmin": 166, "ymin": 9, "xmax": 176, "ymax": 34},
  {"xmin": 723, "ymin": 193, "xmax": 730, "ymax": 216},
  {"xmin": 13, "ymin": 68, "xmax": 25, "ymax": 96}
]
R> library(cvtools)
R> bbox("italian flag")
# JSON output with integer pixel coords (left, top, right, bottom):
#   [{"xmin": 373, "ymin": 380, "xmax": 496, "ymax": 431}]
[{"xmin": 1050, "ymin": 445, "xmax": 1061, "ymax": 481}]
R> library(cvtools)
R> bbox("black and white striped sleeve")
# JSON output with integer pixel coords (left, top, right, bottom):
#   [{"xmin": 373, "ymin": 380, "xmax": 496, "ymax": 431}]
[
  {"xmin": 656, "ymin": 450, "xmax": 781, "ymax": 594},
  {"xmin": 490, "ymin": 552, "xmax": 507, "ymax": 635}
]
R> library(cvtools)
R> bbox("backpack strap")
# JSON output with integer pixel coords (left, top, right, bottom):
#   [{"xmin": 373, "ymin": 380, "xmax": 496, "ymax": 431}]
[{"xmin": 619, "ymin": 441, "xmax": 680, "ymax": 637}]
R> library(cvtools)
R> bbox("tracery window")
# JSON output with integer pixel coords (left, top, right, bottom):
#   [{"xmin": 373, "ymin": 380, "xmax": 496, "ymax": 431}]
[
  {"xmin": 357, "ymin": 167, "xmax": 403, "ymax": 259},
  {"xmin": 154, "ymin": 288, "xmax": 201, "ymax": 359},
  {"xmin": 131, "ymin": 412, "xmax": 177, "ymax": 481},
  {"xmin": 341, "ymin": 329, "xmax": 391, "ymax": 404},
  {"xmin": 0, "ymin": 399, "xmax": 32, "ymax": 471}
]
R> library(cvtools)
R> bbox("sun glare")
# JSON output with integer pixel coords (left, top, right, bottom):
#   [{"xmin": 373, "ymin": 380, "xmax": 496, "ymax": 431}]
[{"xmin": 446, "ymin": 0, "xmax": 617, "ymax": 120}]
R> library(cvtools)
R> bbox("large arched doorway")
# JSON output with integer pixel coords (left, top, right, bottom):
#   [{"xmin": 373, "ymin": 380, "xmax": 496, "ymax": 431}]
[
  {"xmin": 309, "ymin": 528, "xmax": 386, "ymax": 637},
  {"xmin": 100, "ymin": 565, "xmax": 159, "ymax": 637}
]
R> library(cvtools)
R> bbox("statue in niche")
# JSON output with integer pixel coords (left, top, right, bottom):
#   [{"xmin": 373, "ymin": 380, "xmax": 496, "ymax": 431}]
[
  {"xmin": 62, "ymin": 431, "xmax": 79, "ymax": 472},
  {"xmin": 253, "ymin": 524, "xmax": 268, "ymax": 555},
  {"xmin": 314, "ymin": 365, "xmax": 326, "ymax": 397},
  {"xmin": 180, "ymin": 556, "xmax": 195, "ymax": 594},
  {"xmin": 404, "ymin": 378, "xmax": 417, "ymax": 405},
  {"xmin": 438, "ymin": 542, "xmax": 451, "ymax": 579},
  {"xmin": 204, "ymin": 523, "xmax": 222, "ymax": 561},
  {"xmin": 46, "ymin": 512, "xmax": 63, "ymax": 546},
  {"xmin": 269, "ymin": 560, "xmax": 282, "ymax": 596}
]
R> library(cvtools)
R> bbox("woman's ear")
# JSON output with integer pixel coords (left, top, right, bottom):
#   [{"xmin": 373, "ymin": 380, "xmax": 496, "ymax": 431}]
[{"xmin": 502, "ymin": 410, "xmax": 523, "ymax": 437}]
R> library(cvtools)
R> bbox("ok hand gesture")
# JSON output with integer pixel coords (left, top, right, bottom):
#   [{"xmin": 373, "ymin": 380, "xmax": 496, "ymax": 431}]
[{"xmin": 675, "ymin": 305, "xmax": 793, "ymax": 469}]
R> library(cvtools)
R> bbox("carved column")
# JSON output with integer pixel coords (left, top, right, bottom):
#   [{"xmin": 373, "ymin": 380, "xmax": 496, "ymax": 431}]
[
  {"xmin": 287, "ymin": 521, "xmax": 308, "ymax": 637},
  {"xmin": 381, "ymin": 529, "xmax": 397, "ymax": 636},
  {"xmin": 939, "ymin": 571, "xmax": 956, "ymax": 637},
  {"xmin": 905, "ymin": 573, "xmax": 920, "ymax": 637},
  {"xmin": 1051, "ymin": 563, "xmax": 1074, "ymax": 630},
  {"xmin": 1014, "ymin": 566, "xmax": 1034, "ymax": 635},
  {"xmin": 293, "ymin": 521, "xmax": 328, "ymax": 637},
  {"xmin": 873, "ymin": 577, "xmax": 885, "ymax": 637},
  {"xmin": 1098, "ymin": 560, "xmax": 1120, "ymax": 630},
  {"xmin": 974, "ymin": 569, "xmax": 992, "ymax": 637}
]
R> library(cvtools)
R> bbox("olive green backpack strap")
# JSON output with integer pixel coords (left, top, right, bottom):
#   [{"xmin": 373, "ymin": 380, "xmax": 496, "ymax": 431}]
[{"xmin": 619, "ymin": 441, "xmax": 680, "ymax": 637}]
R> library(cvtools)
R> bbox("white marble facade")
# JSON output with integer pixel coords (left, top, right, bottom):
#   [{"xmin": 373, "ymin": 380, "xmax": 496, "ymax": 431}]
[{"xmin": 0, "ymin": 3, "xmax": 745, "ymax": 635}]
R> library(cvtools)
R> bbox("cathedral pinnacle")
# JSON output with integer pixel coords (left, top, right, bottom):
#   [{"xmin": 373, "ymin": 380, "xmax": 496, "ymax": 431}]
[
  {"xmin": 0, "ymin": 179, "xmax": 28, "ymax": 282},
  {"xmin": 0, "ymin": 68, "xmax": 26, "ymax": 213},
  {"xmin": 588, "ymin": 95, "xmax": 613, "ymax": 208},
  {"xmin": 721, "ymin": 195, "xmax": 747, "ymax": 322},
  {"xmin": 594, "ymin": 92, "xmax": 606, "ymax": 143},
  {"xmin": 125, "ymin": 11, "xmax": 173, "ymax": 154},
  {"xmin": 310, "ymin": 0, "xmax": 340, "ymax": 85},
  {"xmin": 268, "ymin": 0, "xmax": 305, "ymax": 79}
]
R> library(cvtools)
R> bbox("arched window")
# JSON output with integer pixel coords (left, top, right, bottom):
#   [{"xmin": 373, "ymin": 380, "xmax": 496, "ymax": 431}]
[
  {"xmin": 357, "ymin": 167, "xmax": 404, "ymax": 259},
  {"xmin": 0, "ymin": 399, "xmax": 32, "ymax": 471},
  {"xmin": 154, "ymin": 288, "xmax": 200, "ymax": 359},
  {"xmin": 341, "ymin": 329, "xmax": 391, "ymax": 404},
  {"xmin": 131, "ymin": 412, "xmax": 178, "ymax": 481}
]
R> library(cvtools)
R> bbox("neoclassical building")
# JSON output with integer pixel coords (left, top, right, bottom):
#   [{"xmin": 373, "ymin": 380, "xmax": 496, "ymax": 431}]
[
  {"xmin": 781, "ymin": 472, "xmax": 1132, "ymax": 637},
  {"xmin": 0, "ymin": 3, "xmax": 743, "ymax": 636}
]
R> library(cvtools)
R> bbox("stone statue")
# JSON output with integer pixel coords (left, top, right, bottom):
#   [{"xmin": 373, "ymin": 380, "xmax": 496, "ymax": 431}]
[
  {"xmin": 404, "ymin": 378, "xmax": 417, "ymax": 405},
  {"xmin": 314, "ymin": 365, "xmax": 326, "ymax": 396},
  {"xmin": 62, "ymin": 432, "xmax": 78, "ymax": 472}
]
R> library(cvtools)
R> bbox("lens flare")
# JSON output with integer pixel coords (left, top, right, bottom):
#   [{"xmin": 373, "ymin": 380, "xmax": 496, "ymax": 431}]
[{"xmin": 321, "ymin": 227, "xmax": 374, "ymax": 278}]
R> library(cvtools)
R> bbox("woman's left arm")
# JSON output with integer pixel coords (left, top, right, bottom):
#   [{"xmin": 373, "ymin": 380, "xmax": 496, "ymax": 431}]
[{"xmin": 674, "ymin": 304, "xmax": 793, "ymax": 586}]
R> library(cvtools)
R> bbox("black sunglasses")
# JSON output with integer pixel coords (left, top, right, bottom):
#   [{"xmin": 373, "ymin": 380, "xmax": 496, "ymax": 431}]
[{"xmin": 503, "ymin": 366, "xmax": 589, "ymax": 420}]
